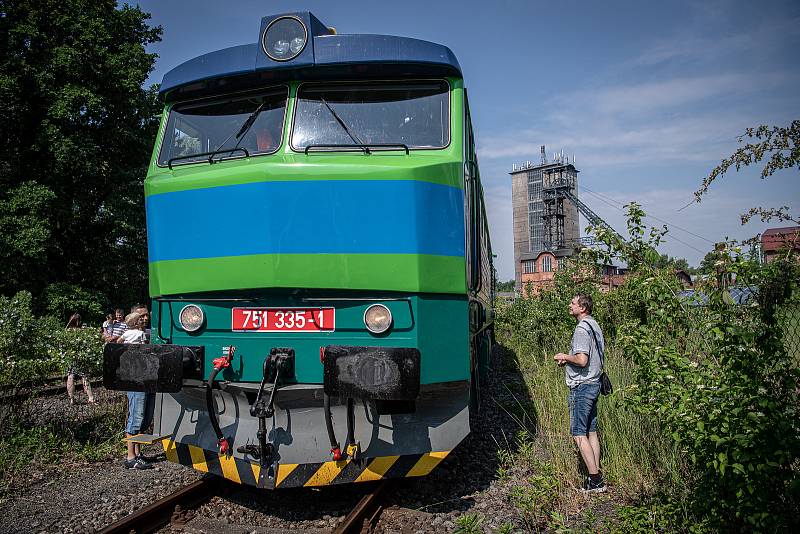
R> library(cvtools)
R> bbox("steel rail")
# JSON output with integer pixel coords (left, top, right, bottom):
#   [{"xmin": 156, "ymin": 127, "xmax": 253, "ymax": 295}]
[
  {"xmin": 98, "ymin": 477, "xmax": 218, "ymax": 534},
  {"xmin": 0, "ymin": 378, "xmax": 105, "ymax": 404},
  {"xmin": 333, "ymin": 480, "xmax": 390, "ymax": 534}
]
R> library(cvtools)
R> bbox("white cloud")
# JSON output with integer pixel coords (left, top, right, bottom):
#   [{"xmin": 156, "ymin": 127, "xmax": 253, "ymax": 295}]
[
  {"xmin": 478, "ymin": 69, "xmax": 798, "ymax": 169},
  {"xmin": 630, "ymin": 14, "xmax": 800, "ymax": 67}
]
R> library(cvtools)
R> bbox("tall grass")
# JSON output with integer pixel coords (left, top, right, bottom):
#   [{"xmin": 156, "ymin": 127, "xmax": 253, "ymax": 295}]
[{"xmin": 499, "ymin": 331, "xmax": 685, "ymax": 511}]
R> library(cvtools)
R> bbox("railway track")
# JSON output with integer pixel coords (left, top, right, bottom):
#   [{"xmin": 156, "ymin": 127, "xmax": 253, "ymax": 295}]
[
  {"xmin": 0, "ymin": 376, "xmax": 104, "ymax": 404},
  {"xmin": 97, "ymin": 476, "xmax": 392, "ymax": 533},
  {"xmin": 333, "ymin": 480, "xmax": 390, "ymax": 534},
  {"xmin": 97, "ymin": 477, "xmax": 219, "ymax": 534}
]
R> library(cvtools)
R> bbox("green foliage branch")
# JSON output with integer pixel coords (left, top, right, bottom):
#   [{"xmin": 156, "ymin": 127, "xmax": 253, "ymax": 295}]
[{"xmin": 692, "ymin": 120, "xmax": 799, "ymax": 225}]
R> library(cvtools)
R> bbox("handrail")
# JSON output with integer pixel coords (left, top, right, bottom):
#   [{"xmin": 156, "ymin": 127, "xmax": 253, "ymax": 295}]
[
  {"xmin": 167, "ymin": 147, "xmax": 250, "ymax": 169},
  {"xmin": 304, "ymin": 143, "xmax": 410, "ymax": 155}
]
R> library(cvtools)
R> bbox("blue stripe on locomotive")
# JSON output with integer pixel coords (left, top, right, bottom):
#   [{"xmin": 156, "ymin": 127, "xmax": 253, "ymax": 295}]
[{"xmin": 145, "ymin": 179, "xmax": 465, "ymax": 262}]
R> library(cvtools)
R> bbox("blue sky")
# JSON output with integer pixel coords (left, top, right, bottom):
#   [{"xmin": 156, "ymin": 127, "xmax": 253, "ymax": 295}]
[{"xmin": 137, "ymin": 0, "xmax": 799, "ymax": 280}]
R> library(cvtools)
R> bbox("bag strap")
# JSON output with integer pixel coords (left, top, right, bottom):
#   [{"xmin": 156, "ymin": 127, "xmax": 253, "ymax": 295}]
[{"xmin": 579, "ymin": 320, "xmax": 605, "ymax": 370}]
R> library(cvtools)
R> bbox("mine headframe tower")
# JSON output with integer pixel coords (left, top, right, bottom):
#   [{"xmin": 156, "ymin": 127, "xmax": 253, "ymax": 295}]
[{"xmin": 542, "ymin": 167, "xmax": 623, "ymax": 250}]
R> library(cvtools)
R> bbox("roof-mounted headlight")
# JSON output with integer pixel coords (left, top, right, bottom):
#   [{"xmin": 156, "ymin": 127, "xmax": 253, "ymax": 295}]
[{"xmin": 263, "ymin": 16, "xmax": 308, "ymax": 62}]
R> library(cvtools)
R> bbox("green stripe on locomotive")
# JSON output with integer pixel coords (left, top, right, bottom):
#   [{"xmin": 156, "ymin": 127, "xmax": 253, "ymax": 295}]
[{"xmin": 149, "ymin": 253, "xmax": 467, "ymax": 296}]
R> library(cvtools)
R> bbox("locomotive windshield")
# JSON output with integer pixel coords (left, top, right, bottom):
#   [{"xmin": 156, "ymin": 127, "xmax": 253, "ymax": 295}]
[
  {"xmin": 291, "ymin": 81, "xmax": 449, "ymax": 150},
  {"xmin": 158, "ymin": 86, "xmax": 288, "ymax": 166}
]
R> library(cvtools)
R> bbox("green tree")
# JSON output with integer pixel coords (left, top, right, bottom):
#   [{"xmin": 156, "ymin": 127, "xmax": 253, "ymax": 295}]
[
  {"xmin": 653, "ymin": 253, "xmax": 692, "ymax": 272},
  {"xmin": 0, "ymin": 0, "xmax": 162, "ymax": 318},
  {"xmin": 496, "ymin": 279, "xmax": 515, "ymax": 292}
]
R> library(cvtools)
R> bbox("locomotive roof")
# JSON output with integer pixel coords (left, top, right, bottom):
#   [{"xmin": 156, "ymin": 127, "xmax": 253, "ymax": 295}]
[{"xmin": 159, "ymin": 12, "xmax": 462, "ymax": 102}]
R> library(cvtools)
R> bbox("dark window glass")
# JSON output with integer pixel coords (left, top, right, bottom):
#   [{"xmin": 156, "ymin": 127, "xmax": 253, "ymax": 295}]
[
  {"xmin": 158, "ymin": 87, "xmax": 288, "ymax": 166},
  {"xmin": 292, "ymin": 81, "xmax": 449, "ymax": 150}
]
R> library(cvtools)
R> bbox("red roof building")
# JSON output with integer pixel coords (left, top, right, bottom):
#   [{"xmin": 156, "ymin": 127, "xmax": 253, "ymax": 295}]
[{"xmin": 761, "ymin": 226, "xmax": 800, "ymax": 263}]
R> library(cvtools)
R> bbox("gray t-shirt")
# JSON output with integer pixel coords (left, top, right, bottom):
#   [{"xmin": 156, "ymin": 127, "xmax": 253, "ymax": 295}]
[{"xmin": 566, "ymin": 316, "xmax": 604, "ymax": 388}]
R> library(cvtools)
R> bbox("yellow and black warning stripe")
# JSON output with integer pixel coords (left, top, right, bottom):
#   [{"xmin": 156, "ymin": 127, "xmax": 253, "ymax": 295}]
[{"xmin": 161, "ymin": 439, "xmax": 449, "ymax": 489}]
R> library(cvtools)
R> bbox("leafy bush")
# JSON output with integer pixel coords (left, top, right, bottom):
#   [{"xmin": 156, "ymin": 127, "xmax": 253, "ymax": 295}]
[
  {"xmin": 621, "ymin": 253, "xmax": 800, "ymax": 530},
  {"xmin": 497, "ymin": 203, "xmax": 799, "ymax": 530},
  {"xmin": 49, "ymin": 326, "xmax": 105, "ymax": 376},
  {"xmin": 0, "ymin": 291, "xmax": 104, "ymax": 384}
]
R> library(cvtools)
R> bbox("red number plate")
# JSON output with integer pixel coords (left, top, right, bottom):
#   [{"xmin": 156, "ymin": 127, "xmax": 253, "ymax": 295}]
[{"xmin": 231, "ymin": 308, "xmax": 335, "ymax": 332}]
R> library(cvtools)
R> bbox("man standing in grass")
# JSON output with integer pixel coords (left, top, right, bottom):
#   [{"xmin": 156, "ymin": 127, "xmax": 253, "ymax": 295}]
[{"xmin": 554, "ymin": 293, "xmax": 606, "ymax": 493}]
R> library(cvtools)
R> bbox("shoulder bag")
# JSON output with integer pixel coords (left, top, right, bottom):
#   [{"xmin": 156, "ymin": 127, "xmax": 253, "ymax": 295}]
[{"xmin": 583, "ymin": 321, "xmax": 613, "ymax": 396}]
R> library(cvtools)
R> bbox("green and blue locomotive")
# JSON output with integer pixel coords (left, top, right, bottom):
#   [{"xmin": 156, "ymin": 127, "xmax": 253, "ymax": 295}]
[{"xmin": 104, "ymin": 12, "xmax": 494, "ymax": 489}]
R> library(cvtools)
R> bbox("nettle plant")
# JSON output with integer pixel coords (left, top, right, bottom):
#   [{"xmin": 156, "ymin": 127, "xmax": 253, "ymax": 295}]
[{"xmin": 594, "ymin": 203, "xmax": 800, "ymax": 530}]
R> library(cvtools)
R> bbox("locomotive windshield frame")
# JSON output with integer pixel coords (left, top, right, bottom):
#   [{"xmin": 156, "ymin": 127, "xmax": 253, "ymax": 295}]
[
  {"xmin": 290, "ymin": 80, "xmax": 451, "ymax": 152},
  {"xmin": 157, "ymin": 85, "xmax": 289, "ymax": 167}
]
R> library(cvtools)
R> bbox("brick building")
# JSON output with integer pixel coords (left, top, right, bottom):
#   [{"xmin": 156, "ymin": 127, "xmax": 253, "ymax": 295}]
[
  {"xmin": 761, "ymin": 226, "xmax": 800, "ymax": 263},
  {"xmin": 519, "ymin": 250, "xmax": 627, "ymax": 295}
]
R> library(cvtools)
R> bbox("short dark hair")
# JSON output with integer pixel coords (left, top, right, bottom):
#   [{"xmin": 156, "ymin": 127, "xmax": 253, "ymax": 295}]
[{"xmin": 574, "ymin": 293, "xmax": 593, "ymax": 315}]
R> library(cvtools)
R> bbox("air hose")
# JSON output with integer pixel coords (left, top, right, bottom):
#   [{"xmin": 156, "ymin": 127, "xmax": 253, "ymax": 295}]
[
  {"xmin": 345, "ymin": 398, "xmax": 356, "ymax": 451},
  {"xmin": 323, "ymin": 393, "xmax": 342, "ymax": 460},
  {"xmin": 323, "ymin": 394, "xmax": 357, "ymax": 461},
  {"xmin": 207, "ymin": 347, "xmax": 234, "ymax": 456}
]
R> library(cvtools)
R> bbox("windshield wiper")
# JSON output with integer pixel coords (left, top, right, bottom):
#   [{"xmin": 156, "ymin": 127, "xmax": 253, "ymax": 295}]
[
  {"xmin": 304, "ymin": 143, "xmax": 410, "ymax": 155},
  {"xmin": 234, "ymin": 102, "xmax": 266, "ymax": 141},
  {"xmin": 204, "ymin": 102, "xmax": 267, "ymax": 162},
  {"xmin": 168, "ymin": 148, "xmax": 249, "ymax": 169},
  {"xmin": 320, "ymin": 98, "xmax": 364, "ymax": 146}
]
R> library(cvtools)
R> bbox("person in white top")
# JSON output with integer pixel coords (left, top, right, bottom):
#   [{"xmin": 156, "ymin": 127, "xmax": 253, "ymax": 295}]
[
  {"xmin": 122, "ymin": 312, "xmax": 154, "ymax": 469},
  {"xmin": 121, "ymin": 313, "xmax": 147, "ymax": 344}
]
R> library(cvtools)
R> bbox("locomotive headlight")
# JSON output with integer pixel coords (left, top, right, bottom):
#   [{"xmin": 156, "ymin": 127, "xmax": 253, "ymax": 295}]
[
  {"xmin": 179, "ymin": 305, "xmax": 204, "ymax": 332},
  {"xmin": 262, "ymin": 16, "xmax": 308, "ymax": 61},
  {"xmin": 364, "ymin": 304, "xmax": 392, "ymax": 334}
]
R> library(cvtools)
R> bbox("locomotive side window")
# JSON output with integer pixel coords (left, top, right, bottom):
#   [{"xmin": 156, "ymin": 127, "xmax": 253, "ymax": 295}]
[
  {"xmin": 158, "ymin": 86, "xmax": 288, "ymax": 166},
  {"xmin": 291, "ymin": 81, "xmax": 449, "ymax": 150}
]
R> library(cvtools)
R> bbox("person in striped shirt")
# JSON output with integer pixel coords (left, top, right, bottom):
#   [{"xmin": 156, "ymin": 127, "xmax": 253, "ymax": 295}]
[{"xmin": 103, "ymin": 308, "xmax": 128, "ymax": 342}]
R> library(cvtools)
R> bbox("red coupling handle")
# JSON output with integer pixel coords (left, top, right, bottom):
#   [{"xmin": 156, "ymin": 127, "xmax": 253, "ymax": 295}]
[
  {"xmin": 330, "ymin": 447, "xmax": 342, "ymax": 461},
  {"xmin": 213, "ymin": 346, "xmax": 235, "ymax": 370},
  {"xmin": 213, "ymin": 357, "xmax": 231, "ymax": 370},
  {"xmin": 218, "ymin": 437, "xmax": 230, "ymax": 455}
]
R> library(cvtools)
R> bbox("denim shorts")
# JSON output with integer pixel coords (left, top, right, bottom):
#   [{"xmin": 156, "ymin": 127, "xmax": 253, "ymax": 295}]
[
  {"xmin": 568, "ymin": 382, "xmax": 600, "ymax": 436},
  {"xmin": 126, "ymin": 392, "xmax": 155, "ymax": 435}
]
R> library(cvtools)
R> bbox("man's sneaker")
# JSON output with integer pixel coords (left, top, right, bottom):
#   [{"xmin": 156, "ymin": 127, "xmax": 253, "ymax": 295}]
[
  {"xmin": 136, "ymin": 454, "xmax": 154, "ymax": 465},
  {"xmin": 123, "ymin": 457, "xmax": 153, "ymax": 470},
  {"xmin": 582, "ymin": 475, "xmax": 607, "ymax": 493}
]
